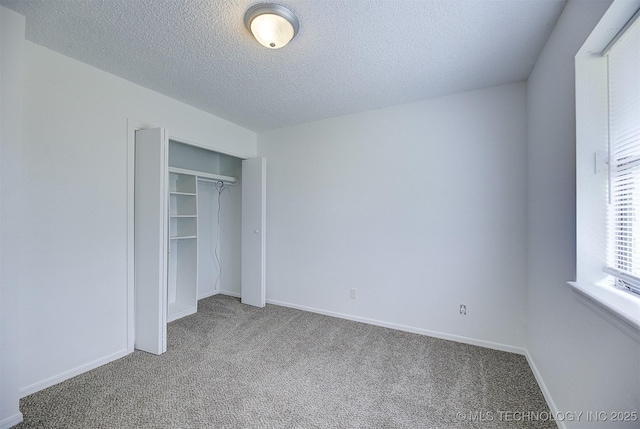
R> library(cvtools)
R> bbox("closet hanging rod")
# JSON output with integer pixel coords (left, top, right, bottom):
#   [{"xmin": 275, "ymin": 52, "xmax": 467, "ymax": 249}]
[
  {"xmin": 168, "ymin": 166, "xmax": 238, "ymax": 184},
  {"xmin": 197, "ymin": 176, "xmax": 238, "ymax": 185}
]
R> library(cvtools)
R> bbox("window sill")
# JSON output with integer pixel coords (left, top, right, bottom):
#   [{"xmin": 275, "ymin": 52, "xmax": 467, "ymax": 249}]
[{"xmin": 568, "ymin": 281, "xmax": 640, "ymax": 343}]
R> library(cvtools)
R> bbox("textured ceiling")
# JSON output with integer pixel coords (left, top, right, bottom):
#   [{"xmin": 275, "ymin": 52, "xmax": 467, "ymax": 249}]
[{"xmin": 0, "ymin": 0, "xmax": 566, "ymax": 132}]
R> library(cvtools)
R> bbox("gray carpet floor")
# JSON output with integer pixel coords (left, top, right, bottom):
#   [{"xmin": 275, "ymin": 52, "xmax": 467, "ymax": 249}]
[{"xmin": 13, "ymin": 295, "xmax": 556, "ymax": 428}]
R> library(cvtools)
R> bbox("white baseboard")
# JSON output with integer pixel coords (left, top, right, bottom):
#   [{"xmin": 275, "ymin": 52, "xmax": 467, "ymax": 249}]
[
  {"xmin": 197, "ymin": 290, "xmax": 218, "ymax": 300},
  {"xmin": 19, "ymin": 348, "xmax": 130, "ymax": 398},
  {"xmin": 266, "ymin": 298, "xmax": 526, "ymax": 355},
  {"xmin": 219, "ymin": 290, "xmax": 240, "ymax": 298},
  {"xmin": 524, "ymin": 350, "xmax": 565, "ymax": 429},
  {"xmin": 200, "ymin": 290, "xmax": 241, "ymax": 299},
  {"xmin": 0, "ymin": 412, "xmax": 23, "ymax": 429}
]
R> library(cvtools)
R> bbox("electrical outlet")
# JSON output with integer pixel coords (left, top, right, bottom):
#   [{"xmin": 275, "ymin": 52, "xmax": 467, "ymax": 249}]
[
  {"xmin": 459, "ymin": 304, "xmax": 467, "ymax": 315},
  {"xmin": 350, "ymin": 288, "xmax": 357, "ymax": 299}
]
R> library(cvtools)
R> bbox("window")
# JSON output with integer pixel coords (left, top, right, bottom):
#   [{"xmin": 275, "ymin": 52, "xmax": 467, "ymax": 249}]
[
  {"xmin": 573, "ymin": 3, "xmax": 640, "ymax": 342},
  {"xmin": 603, "ymin": 10, "xmax": 640, "ymax": 295}
]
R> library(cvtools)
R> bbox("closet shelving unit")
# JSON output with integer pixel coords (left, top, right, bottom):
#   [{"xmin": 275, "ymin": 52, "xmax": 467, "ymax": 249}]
[
  {"xmin": 167, "ymin": 166, "xmax": 237, "ymax": 322},
  {"xmin": 169, "ymin": 172, "xmax": 197, "ymax": 239},
  {"xmin": 167, "ymin": 170, "xmax": 197, "ymax": 322}
]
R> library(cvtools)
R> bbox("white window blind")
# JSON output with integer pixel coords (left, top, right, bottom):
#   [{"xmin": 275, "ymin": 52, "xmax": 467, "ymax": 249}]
[{"xmin": 605, "ymin": 13, "xmax": 640, "ymax": 295}]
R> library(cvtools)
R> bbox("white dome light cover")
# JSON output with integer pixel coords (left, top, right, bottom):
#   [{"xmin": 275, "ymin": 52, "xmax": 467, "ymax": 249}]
[{"xmin": 244, "ymin": 4, "xmax": 299, "ymax": 49}]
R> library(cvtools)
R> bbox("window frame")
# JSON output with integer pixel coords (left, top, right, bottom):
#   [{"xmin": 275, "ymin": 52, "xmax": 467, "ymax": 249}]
[{"xmin": 573, "ymin": 0, "xmax": 640, "ymax": 343}]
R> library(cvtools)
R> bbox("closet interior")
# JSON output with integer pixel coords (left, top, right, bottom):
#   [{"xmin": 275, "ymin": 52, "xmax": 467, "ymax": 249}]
[{"xmin": 167, "ymin": 140, "xmax": 243, "ymax": 322}]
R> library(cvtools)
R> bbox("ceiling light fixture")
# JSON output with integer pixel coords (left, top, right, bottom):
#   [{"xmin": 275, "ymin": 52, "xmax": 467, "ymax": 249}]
[{"xmin": 244, "ymin": 3, "xmax": 299, "ymax": 49}]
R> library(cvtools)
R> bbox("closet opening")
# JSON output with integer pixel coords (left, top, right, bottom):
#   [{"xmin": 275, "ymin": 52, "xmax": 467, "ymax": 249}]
[
  {"xmin": 133, "ymin": 127, "xmax": 266, "ymax": 355},
  {"xmin": 167, "ymin": 140, "xmax": 243, "ymax": 322}
]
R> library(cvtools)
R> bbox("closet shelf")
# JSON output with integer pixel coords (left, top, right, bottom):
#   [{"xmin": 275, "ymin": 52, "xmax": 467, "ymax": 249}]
[{"xmin": 168, "ymin": 166, "xmax": 238, "ymax": 184}]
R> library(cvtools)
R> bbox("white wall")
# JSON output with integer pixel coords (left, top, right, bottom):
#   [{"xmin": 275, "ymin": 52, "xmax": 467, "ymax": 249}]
[
  {"xmin": 19, "ymin": 42, "xmax": 256, "ymax": 395},
  {"xmin": 197, "ymin": 180, "xmax": 222, "ymax": 299},
  {"xmin": 526, "ymin": 0, "xmax": 640, "ymax": 427},
  {"xmin": 197, "ymin": 177, "xmax": 241, "ymax": 299},
  {"xmin": 259, "ymin": 82, "xmax": 528, "ymax": 351},
  {"xmin": 0, "ymin": 7, "xmax": 25, "ymax": 429},
  {"xmin": 219, "ymin": 158, "xmax": 243, "ymax": 297}
]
